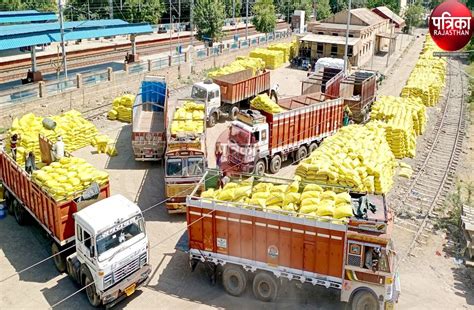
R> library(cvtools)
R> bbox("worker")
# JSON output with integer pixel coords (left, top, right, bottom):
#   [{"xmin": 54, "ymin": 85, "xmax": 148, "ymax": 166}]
[
  {"xmin": 270, "ymin": 83, "xmax": 280, "ymax": 104},
  {"xmin": 343, "ymin": 106, "xmax": 353, "ymax": 126},
  {"xmin": 365, "ymin": 247, "xmax": 381, "ymax": 272},
  {"xmin": 52, "ymin": 136, "xmax": 65, "ymax": 161},
  {"xmin": 219, "ymin": 171, "xmax": 230, "ymax": 189},
  {"xmin": 25, "ymin": 151, "xmax": 36, "ymax": 174},
  {"xmin": 306, "ymin": 63, "xmax": 312, "ymax": 77},
  {"xmin": 215, "ymin": 142, "xmax": 223, "ymax": 170},
  {"xmin": 10, "ymin": 134, "xmax": 20, "ymax": 161}
]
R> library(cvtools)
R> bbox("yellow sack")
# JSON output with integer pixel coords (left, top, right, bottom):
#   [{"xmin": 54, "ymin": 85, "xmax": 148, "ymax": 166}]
[
  {"xmin": 224, "ymin": 182, "xmax": 239, "ymax": 190},
  {"xmin": 248, "ymin": 198, "xmax": 266, "ymax": 209},
  {"xmin": 301, "ymin": 197, "xmax": 320, "ymax": 207},
  {"xmin": 286, "ymin": 179, "xmax": 300, "ymax": 193},
  {"xmin": 201, "ymin": 189, "xmax": 215, "ymax": 198},
  {"xmin": 217, "ymin": 189, "xmax": 235, "ymax": 201},
  {"xmin": 266, "ymin": 205, "xmax": 282, "ymax": 213},
  {"xmin": 335, "ymin": 192, "xmax": 351, "ymax": 205},
  {"xmin": 266, "ymin": 192, "xmax": 284, "ymax": 206},
  {"xmin": 283, "ymin": 192, "xmax": 300, "ymax": 205},
  {"xmin": 234, "ymin": 186, "xmax": 252, "ymax": 200},
  {"xmin": 253, "ymin": 182, "xmax": 273, "ymax": 192},
  {"xmin": 252, "ymin": 192, "xmax": 270, "ymax": 200},
  {"xmin": 282, "ymin": 203, "xmax": 296, "ymax": 212},
  {"xmin": 316, "ymin": 200, "xmax": 335, "ymax": 217},
  {"xmin": 303, "ymin": 184, "xmax": 324, "ymax": 192},
  {"xmin": 301, "ymin": 191, "xmax": 321, "ymax": 201},
  {"xmin": 299, "ymin": 204, "xmax": 318, "ymax": 214},
  {"xmin": 334, "ymin": 204, "xmax": 353, "ymax": 219},
  {"xmin": 320, "ymin": 191, "xmax": 337, "ymax": 201},
  {"xmin": 273, "ymin": 184, "xmax": 288, "ymax": 192}
]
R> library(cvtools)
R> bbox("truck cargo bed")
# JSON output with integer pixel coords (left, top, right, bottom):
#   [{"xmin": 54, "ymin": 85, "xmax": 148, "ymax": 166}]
[
  {"xmin": 212, "ymin": 69, "xmax": 270, "ymax": 104},
  {"xmin": 133, "ymin": 111, "xmax": 165, "ymax": 132}
]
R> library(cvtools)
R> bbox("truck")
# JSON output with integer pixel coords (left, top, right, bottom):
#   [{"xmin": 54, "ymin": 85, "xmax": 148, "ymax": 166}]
[
  {"xmin": 339, "ymin": 71, "xmax": 377, "ymax": 124},
  {"xmin": 164, "ymin": 100, "xmax": 207, "ymax": 214},
  {"xmin": 0, "ymin": 138, "xmax": 151, "ymax": 307},
  {"xmin": 178, "ymin": 172, "xmax": 401, "ymax": 309},
  {"xmin": 301, "ymin": 66, "xmax": 344, "ymax": 99},
  {"xmin": 132, "ymin": 76, "xmax": 169, "ymax": 161},
  {"xmin": 190, "ymin": 68, "xmax": 270, "ymax": 127},
  {"xmin": 223, "ymin": 94, "xmax": 344, "ymax": 175}
]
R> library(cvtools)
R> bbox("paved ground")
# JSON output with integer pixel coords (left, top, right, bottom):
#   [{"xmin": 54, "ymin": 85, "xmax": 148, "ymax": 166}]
[{"xmin": 1, "ymin": 29, "xmax": 473, "ymax": 310}]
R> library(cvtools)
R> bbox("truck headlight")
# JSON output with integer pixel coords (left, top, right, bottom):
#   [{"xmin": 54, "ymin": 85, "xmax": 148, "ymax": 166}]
[{"xmin": 103, "ymin": 273, "xmax": 113, "ymax": 288}]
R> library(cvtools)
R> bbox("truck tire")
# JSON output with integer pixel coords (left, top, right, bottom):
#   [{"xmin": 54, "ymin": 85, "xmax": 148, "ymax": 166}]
[
  {"xmin": 222, "ymin": 264, "xmax": 247, "ymax": 296},
  {"xmin": 252, "ymin": 272, "xmax": 279, "ymax": 302},
  {"xmin": 254, "ymin": 160, "xmax": 266, "ymax": 176},
  {"xmin": 295, "ymin": 146, "xmax": 308, "ymax": 162},
  {"xmin": 81, "ymin": 266, "xmax": 102, "ymax": 307},
  {"xmin": 51, "ymin": 242, "xmax": 67, "ymax": 273},
  {"xmin": 269, "ymin": 155, "xmax": 282, "ymax": 174},
  {"xmin": 208, "ymin": 112, "xmax": 217, "ymax": 127},
  {"xmin": 229, "ymin": 106, "xmax": 239, "ymax": 121},
  {"xmin": 4, "ymin": 190, "xmax": 13, "ymax": 215},
  {"xmin": 351, "ymin": 290, "xmax": 379, "ymax": 310},
  {"xmin": 308, "ymin": 142, "xmax": 318, "ymax": 154},
  {"xmin": 12, "ymin": 199, "xmax": 27, "ymax": 225}
]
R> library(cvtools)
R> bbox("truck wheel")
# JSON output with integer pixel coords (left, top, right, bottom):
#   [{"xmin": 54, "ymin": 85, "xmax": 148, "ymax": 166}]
[
  {"xmin": 82, "ymin": 267, "xmax": 102, "ymax": 307},
  {"xmin": 229, "ymin": 106, "xmax": 239, "ymax": 121},
  {"xmin": 222, "ymin": 264, "xmax": 247, "ymax": 296},
  {"xmin": 4, "ymin": 190, "xmax": 13, "ymax": 215},
  {"xmin": 351, "ymin": 290, "xmax": 379, "ymax": 310},
  {"xmin": 208, "ymin": 112, "xmax": 217, "ymax": 127},
  {"xmin": 295, "ymin": 146, "xmax": 308, "ymax": 162},
  {"xmin": 13, "ymin": 199, "xmax": 26, "ymax": 225},
  {"xmin": 252, "ymin": 272, "xmax": 279, "ymax": 302},
  {"xmin": 308, "ymin": 142, "xmax": 318, "ymax": 154},
  {"xmin": 51, "ymin": 242, "xmax": 67, "ymax": 273},
  {"xmin": 269, "ymin": 155, "xmax": 282, "ymax": 174},
  {"xmin": 254, "ymin": 160, "xmax": 266, "ymax": 176}
]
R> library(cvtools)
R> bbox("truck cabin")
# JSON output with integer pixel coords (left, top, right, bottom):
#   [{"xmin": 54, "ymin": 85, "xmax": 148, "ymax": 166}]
[
  {"xmin": 165, "ymin": 149, "xmax": 205, "ymax": 179},
  {"xmin": 191, "ymin": 81, "xmax": 220, "ymax": 106}
]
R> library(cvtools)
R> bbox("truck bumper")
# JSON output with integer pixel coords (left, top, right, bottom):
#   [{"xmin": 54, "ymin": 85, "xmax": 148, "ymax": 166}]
[{"xmin": 102, "ymin": 264, "xmax": 151, "ymax": 308}]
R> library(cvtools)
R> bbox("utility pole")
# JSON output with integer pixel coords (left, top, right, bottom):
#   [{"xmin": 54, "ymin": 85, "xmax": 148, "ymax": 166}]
[
  {"xmin": 169, "ymin": 0, "xmax": 172, "ymax": 56},
  {"xmin": 385, "ymin": 21, "xmax": 394, "ymax": 68},
  {"xmin": 245, "ymin": 0, "xmax": 249, "ymax": 40},
  {"xmin": 58, "ymin": 0, "xmax": 68, "ymax": 78},
  {"xmin": 190, "ymin": 0, "xmax": 194, "ymax": 46},
  {"xmin": 343, "ymin": 0, "xmax": 352, "ymax": 76},
  {"xmin": 87, "ymin": 0, "xmax": 90, "ymax": 19},
  {"xmin": 109, "ymin": 0, "xmax": 113, "ymax": 19}
]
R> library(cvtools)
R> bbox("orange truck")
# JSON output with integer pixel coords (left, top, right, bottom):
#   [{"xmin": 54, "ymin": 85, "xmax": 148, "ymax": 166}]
[{"xmin": 178, "ymin": 173, "xmax": 401, "ymax": 309}]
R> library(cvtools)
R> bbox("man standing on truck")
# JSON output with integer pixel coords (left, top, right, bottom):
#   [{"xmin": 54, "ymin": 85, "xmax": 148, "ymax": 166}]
[
  {"xmin": 25, "ymin": 152, "xmax": 36, "ymax": 174},
  {"xmin": 270, "ymin": 83, "xmax": 280, "ymax": 104},
  {"xmin": 10, "ymin": 134, "xmax": 19, "ymax": 161},
  {"xmin": 343, "ymin": 106, "xmax": 353, "ymax": 126},
  {"xmin": 52, "ymin": 136, "xmax": 65, "ymax": 161},
  {"xmin": 215, "ymin": 142, "xmax": 223, "ymax": 170}
]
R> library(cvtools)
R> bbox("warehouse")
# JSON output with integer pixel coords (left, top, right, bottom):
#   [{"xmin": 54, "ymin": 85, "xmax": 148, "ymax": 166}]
[{"xmin": 371, "ymin": 6, "xmax": 406, "ymax": 30}]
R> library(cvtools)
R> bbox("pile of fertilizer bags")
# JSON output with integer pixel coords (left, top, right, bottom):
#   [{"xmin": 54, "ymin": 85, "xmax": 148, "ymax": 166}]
[
  {"xmin": 369, "ymin": 96, "xmax": 427, "ymax": 159},
  {"xmin": 31, "ymin": 157, "xmax": 108, "ymax": 201},
  {"xmin": 250, "ymin": 48, "xmax": 285, "ymax": 69},
  {"xmin": 208, "ymin": 56, "xmax": 265, "ymax": 78},
  {"xmin": 400, "ymin": 36, "xmax": 446, "ymax": 107},
  {"xmin": 296, "ymin": 123, "xmax": 397, "ymax": 194},
  {"xmin": 171, "ymin": 101, "xmax": 205, "ymax": 135},
  {"xmin": 250, "ymin": 94, "xmax": 283, "ymax": 114},
  {"xmin": 267, "ymin": 42, "xmax": 294, "ymax": 62},
  {"xmin": 7, "ymin": 111, "xmax": 99, "ymax": 165},
  {"xmin": 108, "ymin": 94, "xmax": 135, "ymax": 122},
  {"xmin": 200, "ymin": 176, "xmax": 354, "ymax": 223}
]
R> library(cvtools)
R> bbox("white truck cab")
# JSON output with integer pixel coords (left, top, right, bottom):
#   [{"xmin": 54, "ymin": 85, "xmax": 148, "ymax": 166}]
[
  {"xmin": 191, "ymin": 81, "xmax": 222, "ymax": 126},
  {"xmin": 66, "ymin": 195, "xmax": 151, "ymax": 307}
]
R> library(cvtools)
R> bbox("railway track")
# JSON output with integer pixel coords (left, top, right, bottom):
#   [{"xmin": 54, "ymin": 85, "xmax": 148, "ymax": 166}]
[
  {"xmin": 0, "ymin": 23, "xmax": 287, "ymax": 83},
  {"xmin": 393, "ymin": 59, "xmax": 466, "ymax": 261}
]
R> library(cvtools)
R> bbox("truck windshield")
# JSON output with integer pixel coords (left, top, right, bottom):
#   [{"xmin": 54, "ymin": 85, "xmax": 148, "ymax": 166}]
[
  {"xmin": 166, "ymin": 158, "xmax": 184, "ymax": 176},
  {"xmin": 96, "ymin": 216, "xmax": 145, "ymax": 260},
  {"xmin": 187, "ymin": 157, "xmax": 204, "ymax": 176},
  {"xmin": 230, "ymin": 126, "xmax": 251, "ymax": 146},
  {"xmin": 191, "ymin": 86, "xmax": 207, "ymax": 100}
]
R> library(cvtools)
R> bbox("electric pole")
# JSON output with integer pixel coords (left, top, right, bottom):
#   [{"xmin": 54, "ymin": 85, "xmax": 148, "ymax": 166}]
[
  {"xmin": 245, "ymin": 0, "xmax": 249, "ymax": 40},
  {"xmin": 343, "ymin": 0, "xmax": 352, "ymax": 75},
  {"xmin": 109, "ymin": 0, "xmax": 113, "ymax": 19},
  {"xmin": 190, "ymin": 0, "xmax": 194, "ymax": 46},
  {"xmin": 58, "ymin": 0, "xmax": 68, "ymax": 78}
]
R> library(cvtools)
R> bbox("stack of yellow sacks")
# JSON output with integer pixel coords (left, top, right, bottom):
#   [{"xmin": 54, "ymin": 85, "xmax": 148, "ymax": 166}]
[
  {"xmin": 400, "ymin": 36, "xmax": 446, "ymax": 106},
  {"xmin": 7, "ymin": 111, "xmax": 98, "ymax": 163},
  {"xmin": 369, "ymin": 96, "xmax": 427, "ymax": 158},
  {"xmin": 208, "ymin": 57, "xmax": 266, "ymax": 78},
  {"xmin": 200, "ymin": 176, "xmax": 353, "ymax": 223},
  {"xmin": 91, "ymin": 135, "xmax": 118, "ymax": 157},
  {"xmin": 250, "ymin": 94, "xmax": 283, "ymax": 114},
  {"xmin": 398, "ymin": 162, "xmax": 413, "ymax": 178},
  {"xmin": 170, "ymin": 101, "xmax": 205, "ymax": 135},
  {"xmin": 108, "ymin": 94, "xmax": 135, "ymax": 122},
  {"xmin": 267, "ymin": 43, "xmax": 293, "ymax": 62},
  {"xmin": 296, "ymin": 123, "xmax": 397, "ymax": 194},
  {"xmin": 31, "ymin": 157, "xmax": 109, "ymax": 201},
  {"xmin": 249, "ymin": 48, "xmax": 284, "ymax": 69}
]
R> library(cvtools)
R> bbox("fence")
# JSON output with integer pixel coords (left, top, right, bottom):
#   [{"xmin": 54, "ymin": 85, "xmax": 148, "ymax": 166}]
[{"xmin": 0, "ymin": 29, "xmax": 291, "ymax": 107}]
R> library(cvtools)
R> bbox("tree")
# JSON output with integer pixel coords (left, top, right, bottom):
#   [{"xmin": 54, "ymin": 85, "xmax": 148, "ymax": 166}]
[
  {"xmin": 329, "ymin": 0, "xmax": 346, "ymax": 14},
  {"xmin": 316, "ymin": 0, "xmax": 332, "ymax": 20},
  {"xmin": 1, "ymin": 0, "xmax": 56, "ymax": 12},
  {"xmin": 366, "ymin": 0, "xmax": 400, "ymax": 14},
  {"xmin": 274, "ymin": 0, "xmax": 313, "ymax": 22},
  {"xmin": 194, "ymin": 0, "xmax": 225, "ymax": 42},
  {"xmin": 120, "ymin": 0, "xmax": 164, "ymax": 23},
  {"xmin": 223, "ymin": 0, "xmax": 242, "ymax": 19},
  {"xmin": 404, "ymin": 2, "xmax": 424, "ymax": 32},
  {"xmin": 252, "ymin": 0, "xmax": 277, "ymax": 33}
]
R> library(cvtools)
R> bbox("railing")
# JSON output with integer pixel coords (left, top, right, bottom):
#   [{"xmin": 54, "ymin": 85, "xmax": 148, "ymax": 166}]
[
  {"xmin": 260, "ymin": 36, "xmax": 267, "ymax": 43},
  {"xmin": 251, "ymin": 38, "xmax": 258, "ymax": 45},
  {"xmin": 196, "ymin": 48, "xmax": 207, "ymax": 58},
  {"xmin": 151, "ymin": 57, "xmax": 169, "ymax": 70},
  {"xmin": 171, "ymin": 54, "xmax": 185, "ymax": 65},
  {"xmin": 0, "ymin": 85, "xmax": 39, "ymax": 105},
  {"xmin": 230, "ymin": 42, "xmax": 239, "ymax": 50},
  {"xmin": 44, "ymin": 78, "xmax": 77, "ymax": 95},
  {"xmin": 240, "ymin": 40, "xmax": 249, "ymax": 48},
  {"xmin": 82, "ymin": 71, "xmax": 108, "ymax": 86},
  {"xmin": 128, "ymin": 62, "xmax": 148, "ymax": 74}
]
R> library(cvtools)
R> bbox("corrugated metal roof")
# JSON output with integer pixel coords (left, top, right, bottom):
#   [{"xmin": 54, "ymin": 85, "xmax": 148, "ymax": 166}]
[
  {"xmin": 0, "ymin": 12, "xmax": 58, "ymax": 24},
  {"xmin": 0, "ymin": 10, "xmax": 39, "ymax": 16},
  {"xmin": 351, "ymin": 8, "xmax": 386, "ymax": 26},
  {"xmin": 374, "ymin": 6, "xmax": 405, "ymax": 26},
  {"xmin": 0, "ymin": 20, "xmax": 153, "ymax": 51},
  {"xmin": 300, "ymin": 33, "xmax": 360, "ymax": 46}
]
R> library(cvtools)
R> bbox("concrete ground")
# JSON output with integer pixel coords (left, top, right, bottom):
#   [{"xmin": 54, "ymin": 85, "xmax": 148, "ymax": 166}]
[{"xmin": 0, "ymin": 29, "xmax": 472, "ymax": 310}]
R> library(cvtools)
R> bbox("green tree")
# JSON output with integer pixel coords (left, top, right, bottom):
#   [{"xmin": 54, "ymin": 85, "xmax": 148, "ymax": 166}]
[
  {"xmin": 120, "ymin": 0, "xmax": 164, "ymax": 23},
  {"xmin": 316, "ymin": 0, "xmax": 332, "ymax": 20},
  {"xmin": 252, "ymin": 0, "xmax": 277, "ymax": 33},
  {"xmin": 404, "ymin": 2, "xmax": 424, "ymax": 32},
  {"xmin": 274, "ymin": 0, "xmax": 313, "ymax": 22},
  {"xmin": 223, "ymin": 0, "xmax": 242, "ymax": 19},
  {"xmin": 329, "ymin": 0, "xmax": 346, "ymax": 14},
  {"xmin": 1, "ymin": 0, "xmax": 56, "ymax": 12},
  {"xmin": 366, "ymin": 0, "xmax": 400, "ymax": 14},
  {"xmin": 194, "ymin": 0, "xmax": 225, "ymax": 42}
]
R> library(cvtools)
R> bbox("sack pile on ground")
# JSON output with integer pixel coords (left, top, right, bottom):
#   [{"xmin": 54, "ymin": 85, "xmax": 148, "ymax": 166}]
[
  {"xmin": 295, "ymin": 123, "xmax": 397, "ymax": 194},
  {"xmin": 208, "ymin": 57, "xmax": 265, "ymax": 78},
  {"xmin": 400, "ymin": 36, "xmax": 446, "ymax": 106},
  {"xmin": 31, "ymin": 157, "xmax": 108, "ymax": 201},
  {"xmin": 398, "ymin": 162, "xmax": 413, "ymax": 178},
  {"xmin": 91, "ymin": 135, "xmax": 118, "ymax": 157},
  {"xmin": 250, "ymin": 94, "xmax": 283, "ymax": 114},
  {"xmin": 200, "ymin": 176, "xmax": 354, "ymax": 223},
  {"xmin": 370, "ymin": 96, "xmax": 427, "ymax": 158},
  {"xmin": 249, "ymin": 48, "xmax": 285, "ymax": 69},
  {"xmin": 267, "ymin": 43, "xmax": 293, "ymax": 62},
  {"xmin": 171, "ymin": 100, "xmax": 205, "ymax": 135},
  {"xmin": 7, "ymin": 111, "xmax": 99, "ymax": 163},
  {"xmin": 108, "ymin": 94, "xmax": 135, "ymax": 122}
]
